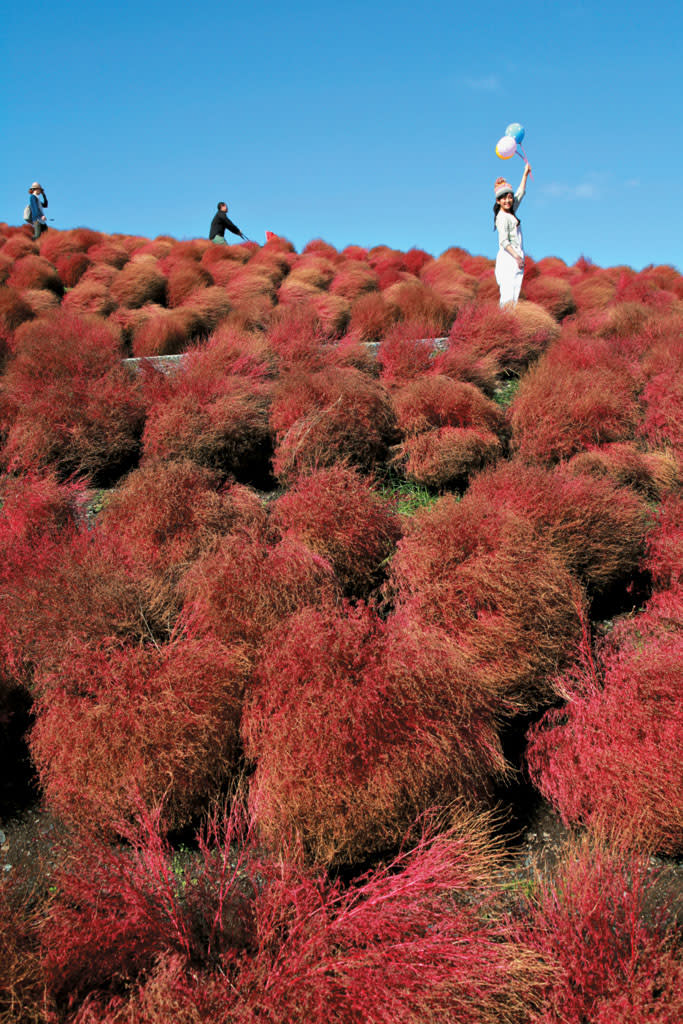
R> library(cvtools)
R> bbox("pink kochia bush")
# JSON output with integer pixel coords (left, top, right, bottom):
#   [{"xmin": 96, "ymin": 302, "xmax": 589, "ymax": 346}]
[
  {"xmin": 243, "ymin": 603, "xmax": 508, "ymax": 866},
  {"xmin": 525, "ymin": 588, "xmax": 683, "ymax": 855},
  {"xmin": 388, "ymin": 499, "xmax": 584, "ymax": 712},
  {"xmin": 517, "ymin": 840, "xmax": 683, "ymax": 1024},
  {"xmin": 29, "ymin": 635, "xmax": 250, "ymax": 834},
  {"xmin": 38, "ymin": 807, "xmax": 546, "ymax": 1022},
  {"xmin": 0, "ymin": 311, "xmax": 144, "ymax": 479},
  {"xmin": 270, "ymin": 464, "xmax": 402, "ymax": 595}
]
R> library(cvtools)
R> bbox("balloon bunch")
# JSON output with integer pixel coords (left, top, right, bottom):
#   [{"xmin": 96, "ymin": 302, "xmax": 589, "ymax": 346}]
[{"xmin": 495, "ymin": 123, "xmax": 530, "ymax": 165}]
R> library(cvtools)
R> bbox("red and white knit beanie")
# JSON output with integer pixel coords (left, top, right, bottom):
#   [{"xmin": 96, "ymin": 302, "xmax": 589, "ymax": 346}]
[{"xmin": 494, "ymin": 177, "xmax": 513, "ymax": 200}]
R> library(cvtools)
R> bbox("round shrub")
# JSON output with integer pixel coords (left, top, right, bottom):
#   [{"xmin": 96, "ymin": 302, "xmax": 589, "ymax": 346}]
[
  {"xmin": 0, "ymin": 311, "xmax": 144, "ymax": 479},
  {"xmin": 30, "ymin": 635, "xmax": 250, "ymax": 833},
  {"xmin": 270, "ymin": 464, "xmax": 402, "ymax": 595},
  {"xmin": 243, "ymin": 604, "xmax": 507, "ymax": 865}
]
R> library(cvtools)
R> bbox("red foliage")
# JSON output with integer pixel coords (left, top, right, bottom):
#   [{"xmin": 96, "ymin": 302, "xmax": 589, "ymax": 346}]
[
  {"xmin": 382, "ymin": 279, "xmax": 453, "ymax": 333},
  {"xmin": 38, "ymin": 806, "xmax": 544, "ymax": 1022},
  {"xmin": 509, "ymin": 341, "xmax": 641, "ymax": 463},
  {"xmin": 392, "ymin": 374, "xmax": 506, "ymax": 436},
  {"xmin": 643, "ymin": 494, "xmax": 683, "ymax": 590},
  {"xmin": 164, "ymin": 260, "xmax": 213, "ymax": 307},
  {"xmin": 270, "ymin": 464, "xmax": 402, "ymax": 594},
  {"xmin": 39, "ymin": 228, "xmax": 101, "ymax": 263},
  {"xmin": 418, "ymin": 257, "xmax": 477, "ymax": 316},
  {"xmin": 30, "ymin": 635, "xmax": 249, "ymax": 832},
  {"xmin": 526, "ymin": 594, "xmax": 683, "ymax": 855},
  {"xmin": 387, "ymin": 499, "xmax": 584, "ymax": 711},
  {"xmin": 1, "ymin": 234, "xmax": 37, "ymax": 259},
  {"xmin": 0, "ymin": 311, "xmax": 144, "ymax": 478},
  {"xmin": 18, "ymin": 287, "xmax": 61, "ymax": 318},
  {"xmin": 270, "ymin": 366, "xmax": 397, "ymax": 481},
  {"xmin": 309, "ymin": 290, "xmax": 351, "ymax": 338},
  {"xmin": 522, "ymin": 275, "xmax": 576, "ymax": 319},
  {"xmin": 567, "ymin": 441, "xmax": 679, "ymax": 500},
  {"xmin": 394, "ymin": 426, "xmax": 503, "ymax": 489},
  {"xmin": 329, "ymin": 260, "xmax": 379, "ymax": 300},
  {"xmin": 178, "ymin": 284, "xmax": 233, "ymax": 332},
  {"xmin": 61, "ymin": 278, "xmax": 117, "ymax": 317},
  {"xmin": 640, "ymin": 369, "xmax": 683, "ymax": 455},
  {"xmin": 99, "ymin": 460, "xmax": 267, "ymax": 577},
  {"xmin": 131, "ymin": 307, "xmax": 204, "ymax": 357},
  {"xmin": 0, "ymin": 285, "xmax": 36, "ymax": 334},
  {"xmin": 87, "ymin": 239, "xmax": 130, "ymax": 268},
  {"xmin": 141, "ymin": 328, "xmax": 272, "ymax": 476},
  {"xmin": 109, "ymin": 256, "xmax": 167, "ymax": 308},
  {"xmin": 431, "ymin": 302, "xmax": 523, "ymax": 390},
  {"xmin": 264, "ymin": 300, "xmax": 328, "ymax": 368},
  {"xmin": 7, "ymin": 254, "xmax": 64, "ymax": 296},
  {"xmin": 346, "ymin": 289, "xmax": 394, "ymax": 343},
  {"xmin": 55, "ymin": 250, "xmax": 91, "ymax": 287},
  {"xmin": 180, "ymin": 529, "xmax": 339, "ymax": 655},
  {"xmin": 465, "ymin": 460, "xmax": 651, "ymax": 593},
  {"xmin": 243, "ymin": 603, "xmax": 507, "ymax": 864},
  {"xmin": 376, "ymin": 319, "xmax": 438, "ymax": 384},
  {"xmin": 517, "ymin": 840, "xmax": 683, "ymax": 1023}
]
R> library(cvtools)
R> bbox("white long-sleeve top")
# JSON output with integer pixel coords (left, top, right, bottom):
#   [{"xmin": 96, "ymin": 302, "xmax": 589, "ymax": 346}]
[{"xmin": 495, "ymin": 187, "xmax": 525, "ymax": 259}]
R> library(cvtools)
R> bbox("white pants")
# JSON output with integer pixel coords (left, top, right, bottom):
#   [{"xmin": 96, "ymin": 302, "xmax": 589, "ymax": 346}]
[{"xmin": 495, "ymin": 250, "xmax": 524, "ymax": 307}]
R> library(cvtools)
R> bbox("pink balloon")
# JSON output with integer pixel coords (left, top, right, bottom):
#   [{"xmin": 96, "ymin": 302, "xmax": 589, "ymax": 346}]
[{"xmin": 495, "ymin": 136, "xmax": 517, "ymax": 159}]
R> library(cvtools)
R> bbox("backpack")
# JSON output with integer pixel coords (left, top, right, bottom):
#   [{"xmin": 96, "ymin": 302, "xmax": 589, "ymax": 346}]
[{"xmin": 23, "ymin": 203, "xmax": 33, "ymax": 223}]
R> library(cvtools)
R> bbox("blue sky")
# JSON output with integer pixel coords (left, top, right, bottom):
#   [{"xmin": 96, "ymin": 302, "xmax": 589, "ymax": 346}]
[{"xmin": 2, "ymin": 1, "xmax": 680, "ymax": 271}]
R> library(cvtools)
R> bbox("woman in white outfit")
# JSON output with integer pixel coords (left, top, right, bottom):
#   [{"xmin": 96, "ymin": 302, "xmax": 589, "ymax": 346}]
[{"xmin": 493, "ymin": 165, "xmax": 531, "ymax": 307}]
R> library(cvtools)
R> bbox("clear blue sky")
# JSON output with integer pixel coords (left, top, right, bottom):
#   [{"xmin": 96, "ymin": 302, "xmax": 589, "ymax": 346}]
[{"xmin": 2, "ymin": 1, "xmax": 680, "ymax": 271}]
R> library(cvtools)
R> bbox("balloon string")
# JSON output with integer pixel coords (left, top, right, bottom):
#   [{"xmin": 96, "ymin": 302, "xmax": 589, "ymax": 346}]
[{"xmin": 518, "ymin": 144, "xmax": 533, "ymax": 178}]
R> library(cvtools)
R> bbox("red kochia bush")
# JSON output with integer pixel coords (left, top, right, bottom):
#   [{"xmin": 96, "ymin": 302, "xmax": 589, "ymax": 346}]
[
  {"xmin": 392, "ymin": 374, "xmax": 506, "ymax": 436},
  {"xmin": 243, "ymin": 603, "xmax": 507, "ymax": 865},
  {"xmin": 30, "ymin": 635, "xmax": 250, "ymax": 833},
  {"xmin": 509, "ymin": 346, "xmax": 641, "ymax": 463},
  {"xmin": 526, "ymin": 592, "xmax": 683, "ymax": 855},
  {"xmin": 270, "ymin": 464, "xmax": 402, "ymax": 595},
  {"xmin": 0, "ymin": 285, "xmax": 36, "ymax": 334},
  {"xmin": 567, "ymin": 441, "xmax": 679, "ymax": 500},
  {"xmin": 99, "ymin": 460, "xmax": 267, "ymax": 576},
  {"xmin": 54, "ymin": 250, "xmax": 90, "ymax": 287},
  {"xmin": 388, "ymin": 499, "xmax": 583, "ymax": 712},
  {"xmin": 640, "ymin": 369, "xmax": 683, "ymax": 455},
  {"xmin": 141, "ymin": 328, "xmax": 272, "ymax": 477},
  {"xmin": 376, "ymin": 319, "xmax": 439, "ymax": 384},
  {"xmin": 270, "ymin": 366, "xmax": 397, "ymax": 482},
  {"xmin": 0, "ymin": 523, "xmax": 178, "ymax": 692},
  {"xmin": 643, "ymin": 494, "xmax": 683, "ymax": 589},
  {"xmin": 7, "ymin": 254, "xmax": 64, "ymax": 296},
  {"xmin": 394, "ymin": 426, "xmax": 502, "ymax": 489},
  {"xmin": 518, "ymin": 840, "xmax": 683, "ymax": 1024},
  {"xmin": 109, "ymin": 255, "xmax": 167, "ymax": 308},
  {"xmin": 181, "ymin": 528, "xmax": 339, "ymax": 656},
  {"xmin": 40, "ymin": 807, "xmax": 545, "ymax": 1022},
  {"xmin": 131, "ymin": 306, "xmax": 204, "ymax": 357},
  {"xmin": 0, "ymin": 311, "xmax": 144, "ymax": 478},
  {"xmin": 465, "ymin": 460, "xmax": 651, "ymax": 593}
]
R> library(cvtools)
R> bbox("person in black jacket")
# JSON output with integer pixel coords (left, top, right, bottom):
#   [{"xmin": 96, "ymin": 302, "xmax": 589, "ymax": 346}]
[{"xmin": 209, "ymin": 202, "xmax": 247, "ymax": 244}]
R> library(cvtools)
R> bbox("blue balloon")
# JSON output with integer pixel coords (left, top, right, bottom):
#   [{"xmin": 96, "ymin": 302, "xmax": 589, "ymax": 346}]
[{"xmin": 505, "ymin": 122, "xmax": 525, "ymax": 144}]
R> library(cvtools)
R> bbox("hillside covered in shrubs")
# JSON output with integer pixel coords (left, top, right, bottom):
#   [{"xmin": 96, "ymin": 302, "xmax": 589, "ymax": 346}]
[{"xmin": 0, "ymin": 221, "xmax": 681, "ymax": 1023}]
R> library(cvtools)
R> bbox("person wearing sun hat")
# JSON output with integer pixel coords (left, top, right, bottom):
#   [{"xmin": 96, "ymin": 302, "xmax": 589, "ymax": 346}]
[
  {"xmin": 493, "ymin": 163, "xmax": 531, "ymax": 307},
  {"xmin": 27, "ymin": 182, "xmax": 49, "ymax": 241}
]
